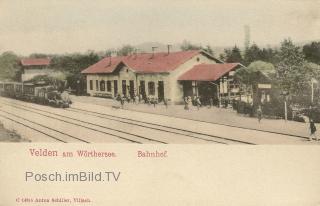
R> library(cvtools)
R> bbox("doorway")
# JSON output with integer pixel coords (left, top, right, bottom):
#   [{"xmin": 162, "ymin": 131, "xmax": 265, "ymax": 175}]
[
  {"xmin": 129, "ymin": 80, "xmax": 135, "ymax": 98},
  {"xmin": 158, "ymin": 81, "xmax": 164, "ymax": 102},
  {"xmin": 113, "ymin": 80, "xmax": 118, "ymax": 97}
]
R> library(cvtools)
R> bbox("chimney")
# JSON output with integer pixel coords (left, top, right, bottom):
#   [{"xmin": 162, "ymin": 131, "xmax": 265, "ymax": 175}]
[
  {"xmin": 167, "ymin": 44, "xmax": 172, "ymax": 55},
  {"xmin": 151, "ymin": 47, "xmax": 158, "ymax": 58},
  {"xmin": 108, "ymin": 50, "xmax": 115, "ymax": 66}
]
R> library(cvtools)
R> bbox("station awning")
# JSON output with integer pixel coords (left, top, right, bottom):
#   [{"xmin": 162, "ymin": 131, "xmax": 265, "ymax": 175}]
[{"xmin": 178, "ymin": 63, "xmax": 241, "ymax": 81}]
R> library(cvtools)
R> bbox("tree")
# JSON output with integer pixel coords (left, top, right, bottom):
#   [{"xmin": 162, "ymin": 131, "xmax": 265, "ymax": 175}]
[
  {"xmin": 29, "ymin": 53, "xmax": 49, "ymax": 58},
  {"xmin": 204, "ymin": 45, "xmax": 214, "ymax": 56},
  {"xmin": 50, "ymin": 51, "xmax": 100, "ymax": 93},
  {"xmin": 225, "ymin": 46, "xmax": 243, "ymax": 63},
  {"xmin": 116, "ymin": 45, "xmax": 135, "ymax": 56},
  {"xmin": 276, "ymin": 39, "xmax": 306, "ymax": 95},
  {"xmin": 180, "ymin": 40, "xmax": 202, "ymax": 51},
  {"xmin": 303, "ymin": 41, "xmax": 320, "ymax": 64},
  {"xmin": 235, "ymin": 60, "xmax": 275, "ymax": 85},
  {"xmin": 244, "ymin": 43, "xmax": 262, "ymax": 66},
  {"xmin": 260, "ymin": 47, "xmax": 279, "ymax": 64},
  {"xmin": 0, "ymin": 51, "xmax": 21, "ymax": 81}
]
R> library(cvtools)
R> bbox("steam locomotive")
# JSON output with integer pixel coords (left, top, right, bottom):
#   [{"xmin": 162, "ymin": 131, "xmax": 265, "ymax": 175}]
[{"xmin": 0, "ymin": 81, "xmax": 71, "ymax": 108}]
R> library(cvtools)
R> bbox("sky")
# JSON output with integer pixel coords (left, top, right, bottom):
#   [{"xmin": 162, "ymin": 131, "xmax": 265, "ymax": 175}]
[{"xmin": 0, "ymin": 0, "xmax": 319, "ymax": 55}]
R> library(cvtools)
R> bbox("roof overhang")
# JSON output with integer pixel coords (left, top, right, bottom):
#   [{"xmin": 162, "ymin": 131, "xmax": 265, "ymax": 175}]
[{"xmin": 178, "ymin": 63, "xmax": 243, "ymax": 81}]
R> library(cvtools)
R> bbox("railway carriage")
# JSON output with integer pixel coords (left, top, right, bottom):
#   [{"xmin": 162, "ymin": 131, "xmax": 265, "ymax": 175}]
[
  {"xmin": 14, "ymin": 83, "xmax": 24, "ymax": 99},
  {"xmin": 23, "ymin": 83, "xmax": 36, "ymax": 101},
  {"xmin": 3, "ymin": 82, "xmax": 16, "ymax": 97},
  {"xmin": 0, "ymin": 81, "xmax": 71, "ymax": 108}
]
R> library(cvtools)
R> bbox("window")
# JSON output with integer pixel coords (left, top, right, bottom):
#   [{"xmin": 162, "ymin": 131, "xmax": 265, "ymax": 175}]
[
  {"xmin": 96, "ymin": 80, "xmax": 99, "ymax": 91},
  {"xmin": 89, "ymin": 80, "xmax": 93, "ymax": 90},
  {"xmin": 100, "ymin": 80, "xmax": 105, "ymax": 91},
  {"xmin": 148, "ymin": 81, "xmax": 155, "ymax": 96},
  {"xmin": 107, "ymin": 81, "xmax": 112, "ymax": 92}
]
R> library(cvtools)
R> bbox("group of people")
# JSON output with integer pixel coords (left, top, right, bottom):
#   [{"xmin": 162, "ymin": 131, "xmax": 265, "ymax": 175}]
[
  {"xmin": 184, "ymin": 96, "xmax": 202, "ymax": 110},
  {"xmin": 116, "ymin": 94, "xmax": 168, "ymax": 109}
]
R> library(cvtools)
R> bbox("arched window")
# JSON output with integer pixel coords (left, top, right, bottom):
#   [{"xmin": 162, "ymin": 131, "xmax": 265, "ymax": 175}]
[{"xmin": 100, "ymin": 80, "xmax": 105, "ymax": 91}]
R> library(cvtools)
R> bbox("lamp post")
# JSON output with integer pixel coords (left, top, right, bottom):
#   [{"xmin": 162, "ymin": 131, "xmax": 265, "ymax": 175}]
[
  {"xmin": 311, "ymin": 78, "xmax": 318, "ymax": 104},
  {"xmin": 281, "ymin": 91, "xmax": 289, "ymax": 122},
  {"xmin": 76, "ymin": 79, "xmax": 80, "ymax": 96}
]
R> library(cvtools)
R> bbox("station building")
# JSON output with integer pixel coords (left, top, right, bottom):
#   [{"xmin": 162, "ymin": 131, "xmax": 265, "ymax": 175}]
[
  {"xmin": 20, "ymin": 58, "xmax": 52, "ymax": 82},
  {"xmin": 81, "ymin": 50, "xmax": 244, "ymax": 104}
]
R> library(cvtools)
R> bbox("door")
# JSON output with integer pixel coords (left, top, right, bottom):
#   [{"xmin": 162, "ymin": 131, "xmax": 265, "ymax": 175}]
[
  {"xmin": 140, "ymin": 81, "xmax": 146, "ymax": 98},
  {"xmin": 129, "ymin": 80, "xmax": 135, "ymax": 98},
  {"xmin": 182, "ymin": 81, "xmax": 193, "ymax": 97},
  {"xmin": 158, "ymin": 81, "xmax": 164, "ymax": 102},
  {"xmin": 122, "ymin": 80, "xmax": 127, "ymax": 96},
  {"xmin": 113, "ymin": 80, "xmax": 118, "ymax": 97}
]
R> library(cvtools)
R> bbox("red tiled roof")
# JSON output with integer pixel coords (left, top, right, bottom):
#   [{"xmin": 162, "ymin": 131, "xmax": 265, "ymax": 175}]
[
  {"xmin": 21, "ymin": 58, "xmax": 51, "ymax": 66},
  {"xmin": 81, "ymin": 50, "xmax": 203, "ymax": 74},
  {"xmin": 178, "ymin": 63, "xmax": 240, "ymax": 81}
]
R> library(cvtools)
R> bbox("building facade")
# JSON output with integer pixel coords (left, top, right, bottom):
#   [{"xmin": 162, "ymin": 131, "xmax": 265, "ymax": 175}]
[
  {"xmin": 82, "ymin": 50, "xmax": 244, "ymax": 104},
  {"xmin": 21, "ymin": 58, "xmax": 54, "ymax": 82}
]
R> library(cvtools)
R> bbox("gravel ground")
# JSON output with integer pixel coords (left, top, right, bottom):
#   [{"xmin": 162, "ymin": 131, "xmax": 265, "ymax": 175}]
[
  {"xmin": 0, "ymin": 121, "xmax": 28, "ymax": 142},
  {"xmin": 71, "ymin": 95, "xmax": 312, "ymax": 138}
]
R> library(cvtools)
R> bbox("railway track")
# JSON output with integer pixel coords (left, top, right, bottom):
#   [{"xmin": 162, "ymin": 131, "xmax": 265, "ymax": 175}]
[
  {"xmin": 68, "ymin": 105, "xmax": 310, "ymax": 142},
  {"xmin": 67, "ymin": 107, "xmax": 255, "ymax": 145},
  {"xmin": 0, "ymin": 101, "xmax": 153, "ymax": 144},
  {"xmin": 0, "ymin": 98, "xmax": 255, "ymax": 144},
  {"xmin": 0, "ymin": 112, "xmax": 86, "ymax": 143}
]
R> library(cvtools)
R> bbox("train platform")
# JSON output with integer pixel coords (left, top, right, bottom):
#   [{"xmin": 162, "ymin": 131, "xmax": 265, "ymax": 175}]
[{"xmin": 70, "ymin": 95, "xmax": 314, "ymax": 139}]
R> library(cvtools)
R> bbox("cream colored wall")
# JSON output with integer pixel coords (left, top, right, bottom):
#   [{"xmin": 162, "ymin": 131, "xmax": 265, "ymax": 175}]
[
  {"xmin": 169, "ymin": 53, "xmax": 217, "ymax": 103},
  {"xmin": 136, "ymin": 73, "xmax": 170, "ymax": 99},
  {"xmin": 86, "ymin": 71, "xmax": 170, "ymax": 100},
  {"xmin": 86, "ymin": 74, "xmax": 118, "ymax": 96}
]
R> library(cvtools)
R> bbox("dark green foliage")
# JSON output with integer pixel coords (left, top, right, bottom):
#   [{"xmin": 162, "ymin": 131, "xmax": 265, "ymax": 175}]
[
  {"xmin": 29, "ymin": 53, "xmax": 49, "ymax": 58},
  {"xmin": 116, "ymin": 45, "xmax": 136, "ymax": 56},
  {"xmin": 0, "ymin": 51, "xmax": 21, "ymax": 81},
  {"xmin": 303, "ymin": 41, "xmax": 320, "ymax": 64},
  {"xmin": 224, "ymin": 46, "xmax": 243, "ymax": 64},
  {"xmin": 203, "ymin": 45, "xmax": 214, "ymax": 56},
  {"xmin": 276, "ymin": 39, "xmax": 312, "ymax": 96},
  {"xmin": 49, "ymin": 51, "xmax": 100, "ymax": 92},
  {"xmin": 243, "ymin": 44, "xmax": 278, "ymax": 66},
  {"xmin": 180, "ymin": 40, "xmax": 202, "ymax": 51}
]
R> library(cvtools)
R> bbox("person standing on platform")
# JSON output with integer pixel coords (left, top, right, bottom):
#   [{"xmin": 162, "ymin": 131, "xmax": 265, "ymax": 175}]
[
  {"xmin": 209, "ymin": 97, "xmax": 213, "ymax": 108},
  {"xmin": 196, "ymin": 96, "xmax": 201, "ymax": 110},
  {"xmin": 120, "ymin": 94, "xmax": 125, "ymax": 109},
  {"xmin": 309, "ymin": 118, "xmax": 318, "ymax": 141},
  {"xmin": 184, "ymin": 96, "xmax": 189, "ymax": 110},
  {"xmin": 257, "ymin": 105, "xmax": 262, "ymax": 123}
]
